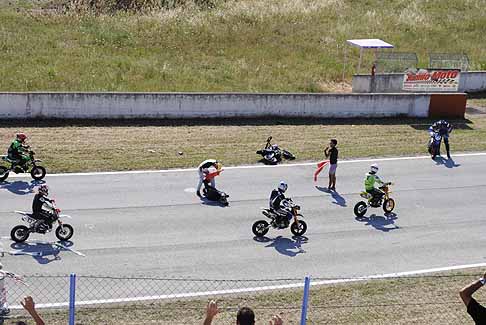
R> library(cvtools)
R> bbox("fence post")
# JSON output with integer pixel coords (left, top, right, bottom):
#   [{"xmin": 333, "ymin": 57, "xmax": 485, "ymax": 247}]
[
  {"xmin": 69, "ymin": 273, "xmax": 76, "ymax": 325},
  {"xmin": 300, "ymin": 276, "xmax": 311, "ymax": 325}
]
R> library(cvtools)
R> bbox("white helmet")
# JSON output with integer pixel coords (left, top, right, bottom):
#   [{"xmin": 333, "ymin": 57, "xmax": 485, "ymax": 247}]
[
  {"xmin": 370, "ymin": 164, "xmax": 379, "ymax": 174},
  {"xmin": 278, "ymin": 181, "xmax": 288, "ymax": 192}
]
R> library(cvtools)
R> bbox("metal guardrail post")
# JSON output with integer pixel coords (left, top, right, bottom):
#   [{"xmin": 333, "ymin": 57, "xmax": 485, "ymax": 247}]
[
  {"xmin": 69, "ymin": 273, "xmax": 76, "ymax": 325},
  {"xmin": 300, "ymin": 276, "xmax": 311, "ymax": 325}
]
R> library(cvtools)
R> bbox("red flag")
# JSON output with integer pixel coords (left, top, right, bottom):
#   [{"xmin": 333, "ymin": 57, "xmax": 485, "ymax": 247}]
[
  {"xmin": 314, "ymin": 160, "xmax": 329, "ymax": 182},
  {"xmin": 205, "ymin": 170, "xmax": 222, "ymax": 181}
]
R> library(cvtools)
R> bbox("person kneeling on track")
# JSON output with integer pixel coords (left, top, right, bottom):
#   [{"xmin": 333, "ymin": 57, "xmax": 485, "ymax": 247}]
[
  {"xmin": 196, "ymin": 159, "xmax": 221, "ymax": 198},
  {"xmin": 269, "ymin": 181, "xmax": 293, "ymax": 227},
  {"xmin": 31, "ymin": 185, "xmax": 56, "ymax": 232},
  {"xmin": 364, "ymin": 164, "xmax": 385, "ymax": 206}
]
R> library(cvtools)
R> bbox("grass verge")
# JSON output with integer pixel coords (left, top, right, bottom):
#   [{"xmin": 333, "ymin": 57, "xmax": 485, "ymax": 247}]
[
  {"xmin": 1, "ymin": 0, "xmax": 486, "ymax": 92},
  {"xmin": 1, "ymin": 114, "xmax": 486, "ymax": 173},
  {"xmin": 6, "ymin": 269, "xmax": 485, "ymax": 324}
]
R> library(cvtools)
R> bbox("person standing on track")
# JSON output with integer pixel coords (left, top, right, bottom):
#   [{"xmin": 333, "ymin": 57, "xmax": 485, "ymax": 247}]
[{"xmin": 324, "ymin": 139, "xmax": 338, "ymax": 191}]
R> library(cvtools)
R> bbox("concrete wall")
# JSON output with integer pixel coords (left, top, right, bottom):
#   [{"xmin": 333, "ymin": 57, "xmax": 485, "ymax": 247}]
[
  {"xmin": 0, "ymin": 92, "xmax": 432, "ymax": 119},
  {"xmin": 353, "ymin": 71, "xmax": 486, "ymax": 93}
]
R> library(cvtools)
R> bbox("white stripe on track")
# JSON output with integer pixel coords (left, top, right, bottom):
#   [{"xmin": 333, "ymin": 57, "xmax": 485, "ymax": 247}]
[
  {"xmin": 8, "ymin": 152, "xmax": 486, "ymax": 178},
  {"xmin": 9, "ymin": 262, "xmax": 486, "ymax": 309}
]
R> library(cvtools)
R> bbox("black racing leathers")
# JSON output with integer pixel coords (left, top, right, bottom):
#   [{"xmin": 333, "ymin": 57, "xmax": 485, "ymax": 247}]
[
  {"xmin": 32, "ymin": 194, "xmax": 55, "ymax": 227},
  {"xmin": 269, "ymin": 189, "xmax": 292, "ymax": 226}
]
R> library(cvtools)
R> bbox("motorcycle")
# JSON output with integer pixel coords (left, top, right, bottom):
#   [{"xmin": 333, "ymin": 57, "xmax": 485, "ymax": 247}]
[
  {"xmin": 0, "ymin": 150, "xmax": 46, "ymax": 182},
  {"xmin": 256, "ymin": 136, "xmax": 295, "ymax": 165},
  {"xmin": 10, "ymin": 200, "xmax": 74, "ymax": 243},
  {"xmin": 202, "ymin": 180, "xmax": 229, "ymax": 206},
  {"xmin": 354, "ymin": 182, "xmax": 395, "ymax": 217},
  {"xmin": 427, "ymin": 133, "xmax": 442, "ymax": 157},
  {"xmin": 252, "ymin": 198, "xmax": 307, "ymax": 237}
]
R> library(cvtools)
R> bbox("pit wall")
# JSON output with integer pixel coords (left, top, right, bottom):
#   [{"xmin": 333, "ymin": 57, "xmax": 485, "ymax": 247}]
[
  {"xmin": 0, "ymin": 92, "xmax": 466, "ymax": 119},
  {"xmin": 352, "ymin": 71, "xmax": 486, "ymax": 94}
]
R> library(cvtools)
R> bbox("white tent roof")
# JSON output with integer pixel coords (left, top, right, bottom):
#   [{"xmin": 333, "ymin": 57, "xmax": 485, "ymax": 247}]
[{"xmin": 346, "ymin": 39, "xmax": 394, "ymax": 49}]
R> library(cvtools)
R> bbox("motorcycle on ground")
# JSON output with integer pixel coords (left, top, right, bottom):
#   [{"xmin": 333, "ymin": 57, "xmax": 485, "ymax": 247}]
[
  {"xmin": 252, "ymin": 198, "xmax": 307, "ymax": 237},
  {"xmin": 354, "ymin": 182, "xmax": 395, "ymax": 217},
  {"xmin": 0, "ymin": 150, "xmax": 46, "ymax": 182},
  {"xmin": 10, "ymin": 200, "xmax": 74, "ymax": 243},
  {"xmin": 256, "ymin": 136, "xmax": 295, "ymax": 165}
]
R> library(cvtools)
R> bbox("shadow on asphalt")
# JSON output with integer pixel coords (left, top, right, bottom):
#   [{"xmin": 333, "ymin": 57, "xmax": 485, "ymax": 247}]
[
  {"xmin": 433, "ymin": 156, "xmax": 461, "ymax": 168},
  {"xmin": 315, "ymin": 186, "xmax": 347, "ymax": 207},
  {"xmin": 253, "ymin": 235, "xmax": 308, "ymax": 257},
  {"xmin": 9, "ymin": 240, "xmax": 74, "ymax": 264},
  {"xmin": 0, "ymin": 180, "xmax": 44, "ymax": 195},
  {"xmin": 355, "ymin": 213, "xmax": 399, "ymax": 232}
]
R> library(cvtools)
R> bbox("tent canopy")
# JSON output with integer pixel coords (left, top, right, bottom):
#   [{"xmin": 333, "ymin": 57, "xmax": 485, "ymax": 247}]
[
  {"xmin": 345, "ymin": 39, "xmax": 394, "ymax": 74},
  {"xmin": 346, "ymin": 39, "xmax": 394, "ymax": 49}
]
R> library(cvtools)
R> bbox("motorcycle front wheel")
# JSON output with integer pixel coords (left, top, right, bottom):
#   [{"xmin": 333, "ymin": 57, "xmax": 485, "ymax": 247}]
[
  {"xmin": 252, "ymin": 220, "xmax": 269, "ymax": 237},
  {"xmin": 0, "ymin": 166, "xmax": 9, "ymax": 182},
  {"xmin": 56, "ymin": 224, "xmax": 74, "ymax": 241},
  {"xmin": 31, "ymin": 166, "xmax": 46, "ymax": 181},
  {"xmin": 290, "ymin": 220, "xmax": 307, "ymax": 236},
  {"xmin": 354, "ymin": 201, "xmax": 368, "ymax": 217},
  {"xmin": 383, "ymin": 198, "xmax": 395, "ymax": 213},
  {"xmin": 11, "ymin": 225, "xmax": 30, "ymax": 243}
]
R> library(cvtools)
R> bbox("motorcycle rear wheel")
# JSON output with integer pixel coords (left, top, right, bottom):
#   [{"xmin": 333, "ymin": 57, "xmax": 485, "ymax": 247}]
[
  {"xmin": 0, "ymin": 166, "xmax": 9, "ymax": 182},
  {"xmin": 31, "ymin": 166, "xmax": 46, "ymax": 180},
  {"xmin": 56, "ymin": 224, "xmax": 74, "ymax": 241},
  {"xmin": 11, "ymin": 225, "xmax": 30, "ymax": 243},
  {"xmin": 383, "ymin": 198, "xmax": 395, "ymax": 213},
  {"xmin": 252, "ymin": 220, "xmax": 269, "ymax": 237},
  {"xmin": 354, "ymin": 201, "xmax": 368, "ymax": 217},
  {"xmin": 290, "ymin": 220, "xmax": 307, "ymax": 236}
]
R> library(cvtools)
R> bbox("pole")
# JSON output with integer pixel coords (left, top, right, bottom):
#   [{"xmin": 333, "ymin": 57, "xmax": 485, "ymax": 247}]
[
  {"xmin": 300, "ymin": 276, "xmax": 311, "ymax": 325},
  {"xmin": 358, "ymin": 48, "xmax": 363, "ymax": 74},
  {"xmin": 69, "ymin": 273, "xmax": 76, "ymax": 325}
]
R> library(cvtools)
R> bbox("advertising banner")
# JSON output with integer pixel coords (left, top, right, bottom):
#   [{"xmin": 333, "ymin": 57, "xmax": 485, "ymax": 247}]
[{"xmin": 403, "ymin": 69, "xmax": 460, "ymax": 92}]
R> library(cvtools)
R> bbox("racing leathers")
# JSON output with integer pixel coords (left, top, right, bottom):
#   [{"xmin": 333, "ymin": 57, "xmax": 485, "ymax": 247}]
[
  {"xmin": 7, "ymin": 139, "xmax": 29, "ymax": 169},
  {"xmin": 32, "ymin": 193, "xmax": 56, "ymax": 230},
  {"xmin": 428, "ymin": 120, "xmax": 452, "ymax": 158},
  {"xmin": 365, "ymin": 172, "xmax": 385, "ymax": 204},
  {"xmin": 269, "ymin": 189, "xmax": 293, "ymax": 227}
]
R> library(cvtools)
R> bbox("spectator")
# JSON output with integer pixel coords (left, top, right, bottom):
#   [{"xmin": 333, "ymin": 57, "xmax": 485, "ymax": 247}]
[
  {"xmin": 0, "ymin": 262, "xmax": 23, "ymax": 317},
  {"xmin": 460, "ymin": 271, "xmax": 486, "ymax": 324},
  {"xmin": 203, "ymin": 300, "xmax": 283, "ymax": 325},
  {"xmin": 324, "ymin": 139, "xmax": 338, "ymax": 191},
  {"xmin": 16, "ymin": 296, "xmax": 45, "ymax": 325}
]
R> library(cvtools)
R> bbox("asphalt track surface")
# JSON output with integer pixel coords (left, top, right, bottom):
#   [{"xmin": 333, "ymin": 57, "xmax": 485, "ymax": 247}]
[{"xmin": 1, "ymin": 153, "xmax": 486, "ymax": 303}]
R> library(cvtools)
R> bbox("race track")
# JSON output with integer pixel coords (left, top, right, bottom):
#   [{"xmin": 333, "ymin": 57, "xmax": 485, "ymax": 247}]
[{"xmin": 1, "ymin": 153, "xmax": 486, "ymax": 303}]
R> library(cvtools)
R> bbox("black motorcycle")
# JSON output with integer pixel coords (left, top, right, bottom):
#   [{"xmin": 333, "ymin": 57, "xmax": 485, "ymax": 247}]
[
  {"xmin": 10, "ymin": 200, "xmax": 74, "ymax": 243},
  {"xmin": 256, "ymin": 136, "xmax": 295, "ymax": 165},
  {"xmin": 202, "ymin": 180, "xmax": 229, "ymax": 206},
  {"xmin": 0, "ymin": 150, "xmax": 46, "ymax": 182},
  {"xmin": 427, "ymin": 133, "xmax": 442, "ymax": 158},
  {"xmin": 252, "ymin": 198, "xmax": 307, "ymax": 237}
]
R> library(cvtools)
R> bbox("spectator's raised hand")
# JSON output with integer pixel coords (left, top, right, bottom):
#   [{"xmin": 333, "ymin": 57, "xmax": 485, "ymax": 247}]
[
  {"xmin": 203, "ymin": 300, "xmax": 219, "ymax": 325},
  {"xmin": 269, "ymin": 314, "xmax": 283, "ymax": 325}
]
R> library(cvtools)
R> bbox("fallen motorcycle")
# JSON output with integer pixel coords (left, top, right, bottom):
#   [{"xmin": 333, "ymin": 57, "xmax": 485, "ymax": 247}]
[
  {"xmin": 252, "ymin": 198, "xmax": 307, "ymax": 237},
  {"xmin": 256, "ymin": 136, "xmax": 295, "ymax": 165},
  {"xmin": 354, "ymin": 182, "xmax": 395, "ymax": 217},
  {"xmin": 0, "ymin": 150, "xmax": 46, "ymax": 182},
  {"xmin": 10, "ymin": 200, "xmax": 74, "ymax": 243}
]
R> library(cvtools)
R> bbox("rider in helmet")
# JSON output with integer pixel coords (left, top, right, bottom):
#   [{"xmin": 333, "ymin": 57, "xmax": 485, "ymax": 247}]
[
  {"xmin": 428, "ymin": 120, "xmax": 453, "ymax": 159},
  {"xmin": 32, "ymin": 185, "xmax": 55, "ymax": 231},
  {"xmin": 7, "ymin": 133, "xmax": 30, "ymax": 171},
  {"xmin": 364, "ymin": 164, "xmax": 385, "ymax": 205},
  {"xmin": 269, "ymin": 181, "xmax": 293, "ymax": 227}
]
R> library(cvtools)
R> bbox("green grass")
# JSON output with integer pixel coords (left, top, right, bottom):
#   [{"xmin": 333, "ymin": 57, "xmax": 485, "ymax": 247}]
[
  {"xmin": 6, "ymin": 269, "xmax": 485, "ymax": 324},
  {"xmin": 1, "ymin": 0, "xmax": 486, "ymax": 92},
  {"xmin": 0, "ymin": 114, "xmax": 485, "ymax": 173}
]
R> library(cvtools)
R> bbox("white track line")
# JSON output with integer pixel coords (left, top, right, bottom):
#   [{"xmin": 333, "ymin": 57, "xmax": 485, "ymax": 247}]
[
  {"xmin": 8, "ymin": 152, "xmax": 486, "ymax": 178},
  {"xmin": 9, "ymin": 262, "xmax": 486, "ymax": 309}
]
